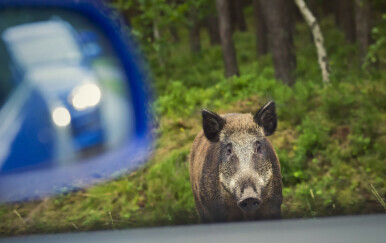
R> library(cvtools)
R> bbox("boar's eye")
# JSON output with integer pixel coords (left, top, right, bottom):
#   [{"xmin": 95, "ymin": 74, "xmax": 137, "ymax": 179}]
[
  {"xmin": 225, "ymin": 143, "xmax": 232, "ymax": 156},
  {"xmin": 255, "ymin": 141, "xmax": 262, "ymax": 153}
]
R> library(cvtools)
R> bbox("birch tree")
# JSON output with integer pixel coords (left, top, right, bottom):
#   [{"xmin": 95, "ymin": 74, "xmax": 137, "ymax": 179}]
[{"xmin": 295, "ymin": 0, "xmax": 330, "ymax": 84}]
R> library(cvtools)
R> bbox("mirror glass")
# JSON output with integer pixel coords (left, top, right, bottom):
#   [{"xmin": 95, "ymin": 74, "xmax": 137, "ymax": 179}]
[{"xmin": 0, "ymin": 8, "xmax": 142, "ymax": 202}]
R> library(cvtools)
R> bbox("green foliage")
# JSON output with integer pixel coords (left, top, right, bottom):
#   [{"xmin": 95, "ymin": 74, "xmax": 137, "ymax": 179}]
[
  {"xmin": 363, "ymin": 13, "xmax": 386, "ymax": 69},
  {"xmin": 142, "ymin": 148, "xmax": 196, "ymax": 224},
  {"xmin": 112, "ymin": 0, "xmax": 218, "ymax": 75},
  {"xmin": 112, "ymin": 0, "xmax": 193, "ymax": 72}
]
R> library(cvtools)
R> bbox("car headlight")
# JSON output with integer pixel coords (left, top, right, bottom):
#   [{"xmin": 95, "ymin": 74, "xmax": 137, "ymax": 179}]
[
  {"xmin": 70, "ymin": 83, "xmax": 101, "ymax": 110},
  {"xmin": 52, "ymin": 106, "xmax": 71, "ymax": 127}
]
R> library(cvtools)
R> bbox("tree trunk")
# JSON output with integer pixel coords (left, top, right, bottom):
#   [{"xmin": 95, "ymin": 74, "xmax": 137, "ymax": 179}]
[
  {"xmin": 235, "ymin": 0, "xmax": 248, "ymax": 31},
  {"xmin": 321, "ymin": 0, "xmax": 334, "ymax": 17},
  {"xmin": 253, "ymin": 0, "xmax": 268, "ymax": 56},
  {"xmin": 120, "ymin": 9, "xmax": 132, "ymax": 27},
  {"xmin": 205, "ymin": 15, "xmax": 221, "ymax": 46},
  {"xmin": 261, "ymin": 0, "xmax": 296, "ymax": 85},
  {"xmin": 169, "ymin": 26, "xmax": 180, "ymax": 43},
  {"xmin": 340, "ymin": 0, "xmax": 356, "ymax": 43},
  {"xmin": 228, "ymin": 0, "xmax": 237, "ymax": 32},
  {"xmin": 189, "ymin": 9, "xmax": 201, "ymax": 53},
  {"xmin": 216, "ymin": 0, "xmax": 240, "ymax": 77},
  {"xmin": 228, "ymin": 0, "xmax": 247, "ymax": 32},
  {"xmin": 295, "ymin": 0, "xmax": 330, "ymax": 84},
  {"xmin": 288, "ymin": 1, "xmax": 297, "ymax": 35},
  {"xmin": 153, "ymin": 20, "xmax": 161, "ymax": 41},
  {"xmin": 167, "ymin": 0, "xmax": 179, "ymax": 43},
  {"xmin": 153, "ymin": 19, "xmax": 166, "ymax": 68},
  {"xmin": 307, "ymin": 0, "xmax": 319, "ymax": 20},
  {"xmin": 355, "ymin": 0, "xmax": 372, "ymax": 66},
  {"xmin": 333, "ymin": 1, "xmax": 342, "ymax": 29}
]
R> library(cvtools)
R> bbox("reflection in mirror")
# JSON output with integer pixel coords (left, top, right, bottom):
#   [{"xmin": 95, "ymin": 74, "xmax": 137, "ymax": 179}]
[{"xmin": 0, "ymin": 9, "xmax": 133, "ymax": 174}]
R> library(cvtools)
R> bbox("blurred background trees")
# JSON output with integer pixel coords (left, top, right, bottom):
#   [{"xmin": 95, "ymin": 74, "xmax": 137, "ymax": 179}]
[{"xmin": 111, "ymin": 0, "xmax": 385, "ymax": 84}]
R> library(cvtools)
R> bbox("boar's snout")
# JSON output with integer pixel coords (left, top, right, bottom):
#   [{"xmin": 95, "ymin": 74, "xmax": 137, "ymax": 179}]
[
  {"xmin": 237, "ymin": 197, "xmax": 261, "ymax": 212},
  {"xmin": 237, "ymin": 187, "xmax": 261, "ymax": 213}
]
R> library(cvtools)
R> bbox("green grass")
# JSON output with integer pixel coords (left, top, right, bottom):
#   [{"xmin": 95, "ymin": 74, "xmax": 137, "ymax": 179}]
[{"xmin": 1, "ymin": 16, "xmax": 385, "ymax": 236}]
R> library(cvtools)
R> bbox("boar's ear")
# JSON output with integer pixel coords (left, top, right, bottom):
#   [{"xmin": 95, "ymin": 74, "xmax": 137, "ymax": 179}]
[
  {"xmin": 202, "ymin": 109, "xmax": 226, "ymax": 142},
  {"xmin": 253, "ymin": 101, "xmax": 277, "ymax": 136}
]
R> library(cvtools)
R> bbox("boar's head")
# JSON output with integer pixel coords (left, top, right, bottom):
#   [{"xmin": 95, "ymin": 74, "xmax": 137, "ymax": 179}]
[{"xmin": 202, "ymin": 101, "xmax": 277, "ymax": 214}]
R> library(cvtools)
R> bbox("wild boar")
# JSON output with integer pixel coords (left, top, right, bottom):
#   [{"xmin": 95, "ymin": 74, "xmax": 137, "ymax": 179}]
[{"xmin": 189, "ymin": 101, "xmax": 282, "ymax": 222}]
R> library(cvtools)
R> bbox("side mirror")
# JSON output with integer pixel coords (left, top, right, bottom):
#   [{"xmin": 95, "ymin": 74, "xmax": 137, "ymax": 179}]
[{"xmin": 0, "ymin": 0, "xmax": 154, "ymax": 203}]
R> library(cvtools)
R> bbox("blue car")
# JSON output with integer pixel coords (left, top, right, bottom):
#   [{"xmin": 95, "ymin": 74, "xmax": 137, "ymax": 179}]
[{"xmin": 0, "ymin": 19, "xmax": 105, "ymax": 173}]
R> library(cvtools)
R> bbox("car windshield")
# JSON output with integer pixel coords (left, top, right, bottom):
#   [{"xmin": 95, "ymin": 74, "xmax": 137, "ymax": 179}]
[
  {"xmin": 9, "ymin": 35, "xmax": 82, "ymax": 69},
  {"xmin": 5, "ymin": 26, "xmax": 82, "ymax": 70}
]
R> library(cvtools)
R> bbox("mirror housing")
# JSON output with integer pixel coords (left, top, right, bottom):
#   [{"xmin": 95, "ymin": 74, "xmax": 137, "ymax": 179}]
[{"xmin": 0, "ymin": 0, "xmax": 154, "ymax": 203}]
